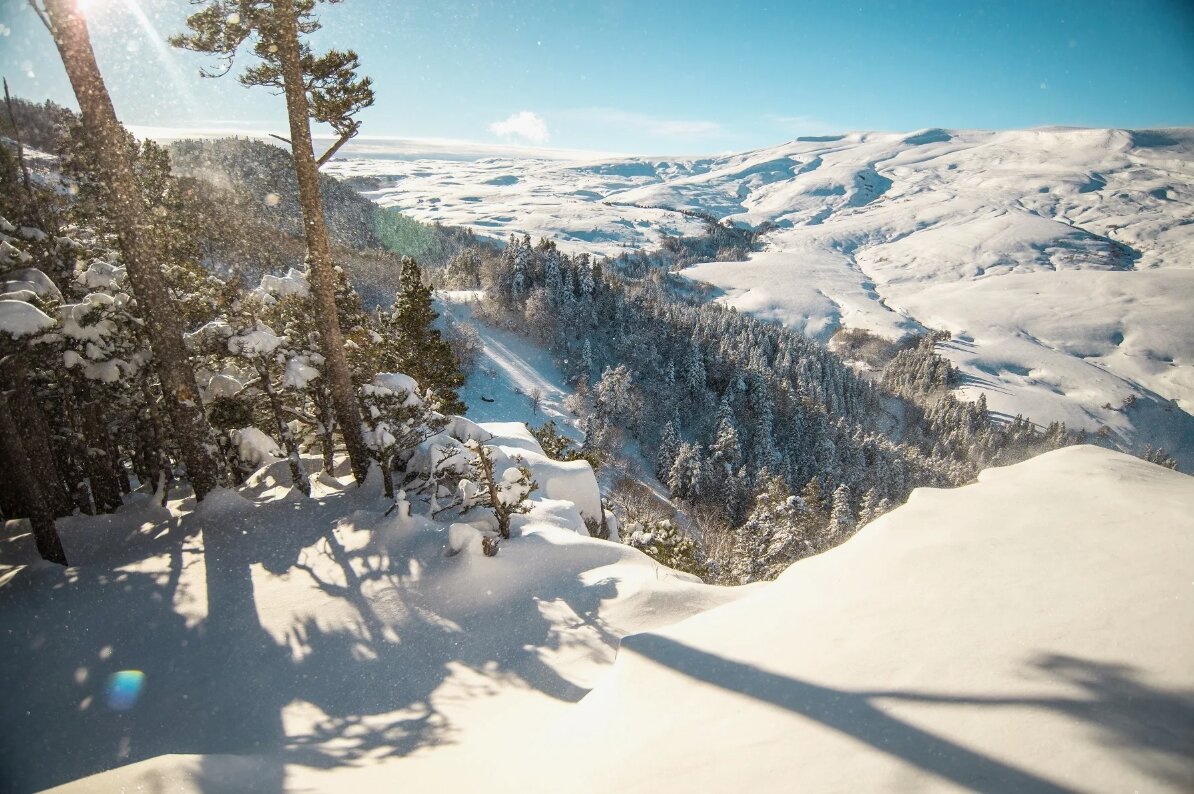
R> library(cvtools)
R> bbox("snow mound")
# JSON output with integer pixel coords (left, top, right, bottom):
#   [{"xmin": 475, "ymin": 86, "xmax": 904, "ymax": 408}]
[
  {"xmin": 526, "ymin": 445, "xmax": 1194, "ymax": 793},
  {"xmin": 483, "ymin": 421, "xmax": 602, "ymax": 525},
  {"xmin": 1, "ymin": 442, "xmax": 738, "ymax": 793},
  {"xmin": 0, "ymin": 298, "xmax": 55, "ymax": 338}
]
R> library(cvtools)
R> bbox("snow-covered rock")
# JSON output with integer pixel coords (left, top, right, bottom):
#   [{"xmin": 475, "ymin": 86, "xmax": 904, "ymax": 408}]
[
  {"xmin": 254, "ymin": 267, "xmax": 310, "ymax": 302},
  {"xmin": 232, "ymin": 426, "xmax": 283, "ymax": 466}
]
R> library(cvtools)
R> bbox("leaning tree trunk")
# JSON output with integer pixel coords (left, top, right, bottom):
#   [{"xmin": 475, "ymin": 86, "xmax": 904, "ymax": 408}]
[
  {"xmin": 40, "ymin": 0, "xmax": 219, "ymax": 500},
  {"xmin": 272, "ymin": 0, "xmax": 370, "ymax": 484},
  {"xmin": 0, "ymin": 391, "xmax": 68, "ymax": 565}
]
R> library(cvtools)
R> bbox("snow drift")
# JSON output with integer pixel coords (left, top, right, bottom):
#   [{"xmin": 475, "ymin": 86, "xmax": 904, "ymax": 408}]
[
  {"xmin": 520, "ymin": 445, "xmax": 1194, "ymax": 793},
  {"xmin": 12, "ymin": 445, "xmax": 1192, "ymax": 792}
]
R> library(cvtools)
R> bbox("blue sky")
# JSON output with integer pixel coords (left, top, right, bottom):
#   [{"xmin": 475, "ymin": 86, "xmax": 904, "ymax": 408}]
[{"xmin": 2, "ymin": 0, "xmax": 1193, "ymax": 155}]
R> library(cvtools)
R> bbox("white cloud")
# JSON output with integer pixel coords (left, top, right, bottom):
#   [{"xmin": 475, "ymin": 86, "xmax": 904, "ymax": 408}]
[{"xmin": 488, "ymin": 111, "xmax": 550, "ymax": 144}]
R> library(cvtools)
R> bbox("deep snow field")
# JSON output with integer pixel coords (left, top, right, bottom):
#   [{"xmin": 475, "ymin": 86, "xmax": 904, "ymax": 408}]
[
  {"xmin": 326, "ymin": 127, "xmax": 1194, "ymax": 467},
  {"xmin": 0, "ymin": 423, "xmax": 740, "ymax": 793},
  {"xmin": 3, "ymin": 442, "xmax": 1191, "ymax": 793}
]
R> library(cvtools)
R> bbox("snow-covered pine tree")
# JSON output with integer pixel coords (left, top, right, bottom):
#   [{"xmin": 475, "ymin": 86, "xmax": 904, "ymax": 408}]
[
  {"xmin": 172, "ymin": 0, "xmax": 375, "ymax": 484},
  {"xmin": 732, "ymin": 473, "xmax": 809, "ymax": 583},
  {"xmin": 359, "ymin": 372, "xmax": 443, "ymax": 499},
  {"xmin": 655, "ymin": 419, "xmax": 681, "ymax": 481},
  {"xmin": 461, "ymin": 441, "xmax": 537, "ymax": 540},
  {"xmin": 189, "ymin": 286, "xmax": 312, "ymax": 495},
  {"xmin": 828, "ymin": 483, "xmax": 855, "ymax": 541}
]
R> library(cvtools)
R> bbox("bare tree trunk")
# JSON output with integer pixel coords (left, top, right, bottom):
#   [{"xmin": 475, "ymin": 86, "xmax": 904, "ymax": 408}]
[
  {"xmin": 139, "ymin": 378, "xmax": 174, "ymax": 488},
  {"xmin": 312, "ymin": 387, "xmax": 335, "ymax": 474},
  {"xmin": 0, "ymin": 458, "xmax": 21, "ymax": 519},
  {"xmin": 258, "ymin": 365, "xmax": 310, "ymax": 496},
  {"xmin": 81, "ymin": 401, "xmax": 122, "ymax": 513},
  {"xmin": 0, "ymin": 355, "xmax": 72, "ymax": 516},
  {"xmin": 39, "ymin": 0, "xmax": 219, "ymax": 500},
  {"xmin": 0, "ymin": 391, "xmax": 68, "ymax": 565},
  {"xmin": 271, "ymin": 0, "xmax": 370, "ymax": 484},
  {"xmin": 475, "ymin": 444, "xmax": 511, "ymax": 538},
  {"xmin": 380, "ymin": 453, "xmax": 395, "ymax": 500}
]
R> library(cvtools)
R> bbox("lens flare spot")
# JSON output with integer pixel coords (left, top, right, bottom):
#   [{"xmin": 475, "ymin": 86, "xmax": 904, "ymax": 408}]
[{"xmin": 105, "ymin": 670, "xmax": 146, "ymax": 712}]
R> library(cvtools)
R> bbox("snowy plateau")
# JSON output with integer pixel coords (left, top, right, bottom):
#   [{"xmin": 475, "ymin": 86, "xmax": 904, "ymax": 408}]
[{"xmin": 327, "ymin": 127, "xmax": 1194, "ymax": 467}]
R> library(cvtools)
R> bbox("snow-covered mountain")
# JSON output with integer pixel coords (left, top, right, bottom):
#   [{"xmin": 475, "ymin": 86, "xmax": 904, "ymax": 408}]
[{"xmin": 326, "ymin": 127, "xmax": 1194, "ymax": 466}]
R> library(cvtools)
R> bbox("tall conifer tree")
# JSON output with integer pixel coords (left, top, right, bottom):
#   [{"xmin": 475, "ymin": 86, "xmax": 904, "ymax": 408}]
[
  {"xmin": 172, "ymin": 0, "xmax": 375, "ymax": 482},
  {"xmin": 30, "ymin": 0, "xmax": 221, "ymax": 499}
]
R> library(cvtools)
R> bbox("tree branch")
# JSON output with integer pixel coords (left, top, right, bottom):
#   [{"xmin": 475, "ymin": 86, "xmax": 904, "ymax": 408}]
[
  {"xmin": 316, "ymin": 130, "xmax": 352, "ymax": 168},
  {"xmin": 268, "ymin": 132, "xmax": 292, "ymax": 146},
  {"xmin": 2, "ymin": 78, "xmax": 34, "ymax": 199},
  {"xmin": 25, "ymin": 0, "xmax": 53, "ymax": 34}
]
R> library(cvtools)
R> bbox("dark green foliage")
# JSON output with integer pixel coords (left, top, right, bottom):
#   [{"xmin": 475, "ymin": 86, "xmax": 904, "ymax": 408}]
[
  {"xmin": 530, "ymin": 420, "xmax": 601, "ymax": 470},
  {"xmin": 377, "ymin": 258, "xmax": 466, "ymax": 414}
]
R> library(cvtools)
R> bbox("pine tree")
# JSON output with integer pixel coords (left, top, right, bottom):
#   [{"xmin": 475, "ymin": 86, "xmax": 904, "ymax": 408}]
[
  {"xmin": 191, "ymin": 289, "xmax": 312, "ymax": 496},
  {"xmin": 384, "ymin": 257, "xmax": 465, "ymax": 414},
  {"xmin": 858, "ymin": 486, "xmax": 881, "ymax": 526},
  {"xmin": 359, "ymin": 372, "xmax": 441, "ymax": 499},
  {"xmin": 173, "ymin": 0, "xmax": 375, "ymax": 483},
  {"xmin": 655, "ymin": 420, "xmax": 680, "ymax": 481},
  {"xmin": 828, "ymin": 483, "xmax": 855, "ymax": 540},
  {"xmin": 709, "ymin": 396, "xmax": 742, "ymax": 475},
  {"xmin": 32, "ymin": 0, "xmax": 221, "ymax": 499},
  {"xmin": 463, "ymin": 441, "xmax": 537, "ymax": 540},
  {"xmin": 667, "ymin": 441, "xmax": 706, "ymax": 500},
  {"xmin": 733, "ymin": 473, "xmax": 808, "ymax": 583}
]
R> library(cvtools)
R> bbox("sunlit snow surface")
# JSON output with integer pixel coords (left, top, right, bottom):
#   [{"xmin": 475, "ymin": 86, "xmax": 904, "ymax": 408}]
[
  {"xmin": 23, "ymin": 446, "xmax": 1194, "ymax": 792},
  {"xmin": 326, "ymin": 127, "xmax": 1194, "ymax": 466}
]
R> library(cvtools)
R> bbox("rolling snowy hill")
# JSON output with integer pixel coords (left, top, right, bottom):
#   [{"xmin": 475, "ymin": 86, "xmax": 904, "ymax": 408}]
[{"xmin": 325, "ymin": 127, "xmax": 1194, "ymax": 466}]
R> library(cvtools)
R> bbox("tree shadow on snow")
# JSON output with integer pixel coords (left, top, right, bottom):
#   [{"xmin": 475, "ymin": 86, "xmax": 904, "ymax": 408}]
[
  {"xmin": 623, "ymin": 635, "xmax": 1194, "ymax": 793},
  {"xmin": 0, "ymin": 480, "xmax": 631, "ymax": 792},
  {"xmin": 278, "ymin": 523, "xmax": 624, "ymax": 770}
]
